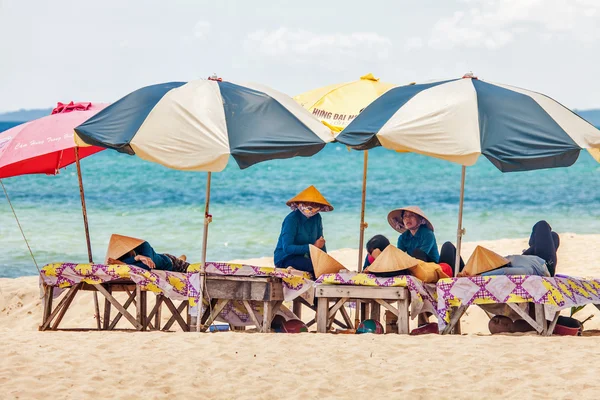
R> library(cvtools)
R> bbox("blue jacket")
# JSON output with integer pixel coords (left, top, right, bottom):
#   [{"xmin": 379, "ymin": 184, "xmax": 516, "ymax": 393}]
[
  {"xmin": 274, "ymin": 210, "xmax": 325, "ymax": 266},
  {"xmin": 397, "ymin": 226, "xmax": 439, "ymax": 263}
]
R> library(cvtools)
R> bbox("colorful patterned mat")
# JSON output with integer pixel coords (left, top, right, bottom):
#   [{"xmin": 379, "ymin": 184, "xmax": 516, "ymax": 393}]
[
  {"xmin": 40, "ymin": 263, "xmax": 193, "ymax": 301},
  {"xmin": 41, "ymin": 262, "xmax": 315, "ymax": 327},
  {"xmin": 436, "ymin": 275, "xmax": 600, "ymax": 329},
  {"xmin": 316, "ymin": 271, "xmax": 438, "ymax": 319}
]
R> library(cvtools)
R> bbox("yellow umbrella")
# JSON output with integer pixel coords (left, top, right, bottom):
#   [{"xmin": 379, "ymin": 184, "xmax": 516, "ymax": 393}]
[
  {"xmin": 295, "ymin": 73, "xmax": 398, "ymax": 329},
  {"xmin": 294, "ymin": 73, "xmax": 397, "ymax": 132}
]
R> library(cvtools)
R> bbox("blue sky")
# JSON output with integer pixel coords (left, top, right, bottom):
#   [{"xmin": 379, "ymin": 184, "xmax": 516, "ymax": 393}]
[{"xmin": 1, "ymin": 0, "xmax": 599, "ymax": 112}]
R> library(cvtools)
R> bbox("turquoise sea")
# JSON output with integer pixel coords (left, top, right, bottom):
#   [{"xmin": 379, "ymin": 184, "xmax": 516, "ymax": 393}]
[{"xmin": 1, "ymin": 121, "xmax": 600, "ymax": 278}]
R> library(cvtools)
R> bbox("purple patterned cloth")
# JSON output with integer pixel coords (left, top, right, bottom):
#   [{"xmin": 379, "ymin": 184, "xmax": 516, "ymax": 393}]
[{"xmin": 436, "ymin": 275, "xmax": 600, "ymax": 330}]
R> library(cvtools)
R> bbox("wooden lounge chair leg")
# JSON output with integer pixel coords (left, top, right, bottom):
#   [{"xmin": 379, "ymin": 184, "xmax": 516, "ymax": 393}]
[
  {"xmin": 185, "ymin": 300, "xmax": 190, "ymax": 332},
  {"xmin": 243, "ymin": 300, "xmax": 262, "ymax": 329},
  {"xmin": 136, "ymin": 286, "xmax": 146, "ymax": 331},
  {"xmin": 95, "ymin": 284, "xmax": 142, "ymax": 330},
  {"xmin": 102, "ymin": 284, "xmax": 112, "ymax": 330},
  {"xmin": 506, "ymin": 303, "xmax": 543, "ymax": 333},
  {"xmin": 317, "ymin": 297, "xmax": 329, "ymax": 333},
  {"xmin": 201, "ymin": 299, "xmax": 229, "ymax": 332},
  {"xmin": 442, "ymin": 305, "xmax": 468, "ymax": 335},
  {"xmin": 327, "ymin": 297, "xmax": 349, "ymax": 330},
  {"xmin": 40, "ymin": 285, "xmax": 53, "ymax": 330},
  {"xmin": 397, "ymin": 298, "xmax": 409, "ymax": 334},
  {"xmin": 371, "ymin": 302, "xmax": 381, "ymax": 322},
  {"xmin": 339, "ymin": 306, "xmax": 354, "ymax": 329},
  {"xmin": 51, "ymin": 283, "xmax": 82, "ymax": 330},
  {"xmin": 293, "ymin": 298, "xmax": 302, "ymax": 319},
  {"xmin": 155, "ymin": 295, "xmax": 163, "ymax": 330},
  {"xmin": 261, "ymin": 301, "xmax": 273, "ymax": 333},
  {"xmin": 534, "ymin": 303, "xmax": 547, "ymax": 335},
  {"xmin": 40, "ymin": 284, "xmax": 79, "ymax": 331},
  {"xmin": 545, "ymin": 311, "xmax": 560, "ymax": 336},
  {"xmin": 108, "ymin": 289, "xmax": 138, "ymax": 330},
  {"xmin": 162, "ymin": 298, "xmax": 190, "ymax": 331}
]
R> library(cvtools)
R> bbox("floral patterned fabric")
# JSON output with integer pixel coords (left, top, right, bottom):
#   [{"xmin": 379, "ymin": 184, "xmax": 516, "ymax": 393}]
[
  {"xmin": 41, "ymin": 262, "xmax": 315, "ymax": 328},
  {"xmin": 40, "ymin": 263, "xmax": 194, "ymax": 301},
  {"xmin": 436, "ymin": 275, "xmax": 600, "ymax": 330},
  {"xmin": 316, "ymin": 271, "xmax": 438, "ymax": 319}
]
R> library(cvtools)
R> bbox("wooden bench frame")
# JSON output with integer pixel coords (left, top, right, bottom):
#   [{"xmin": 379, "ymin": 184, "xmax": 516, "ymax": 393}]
[
  {"xmin": 40, "ymin": 280, "xmax": 190, "ymax": 332},
  {"xmin": 441, "ymin": 303, "xmax": 562, "ymax": 336},
  {"xmin": 315, "ymin": 285, "xmax": 410, "ymax": 334},
  {"xmin": 195, "ymin": 275, "xmax": 285, "ymax": 333}
]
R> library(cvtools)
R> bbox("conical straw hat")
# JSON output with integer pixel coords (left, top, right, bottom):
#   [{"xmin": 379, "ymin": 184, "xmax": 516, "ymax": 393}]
[
  {"xmin": 286, "ymin": 185, "xmax": 333, "ymax": 211},
  {"xmin": 387, "ymin": 206, "xmax": 434, "ymax": 233},
  {"xmin": 364, "ymin": 245, "xmax": 419, "ymax": 274},
  {"xmin": 463, "ymin": 246, "xmax": 510, "ymax": 276},
  {"xmin": 105, "ymin": 234, "xmax": 146, "ymax": 263},
  {"xmin": 309, "ymin": 245, "xmax": 346, "ymax": 278}
]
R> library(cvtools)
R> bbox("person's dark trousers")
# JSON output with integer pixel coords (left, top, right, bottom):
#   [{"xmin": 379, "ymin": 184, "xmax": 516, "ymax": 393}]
[
  {"xmin": 411, "ymin": 249, "xmax": 435, "ymax": 263},
  {"xmin": 522, "ymin": 220, "xmax": 559, "ymax": 276},
  {"xmin": 277, "ymin": 255, "xmax": 314, "ymax": 276},
  {"xmin": 439, "ymin": 241, "xmax": 465, "ymax": 276}
]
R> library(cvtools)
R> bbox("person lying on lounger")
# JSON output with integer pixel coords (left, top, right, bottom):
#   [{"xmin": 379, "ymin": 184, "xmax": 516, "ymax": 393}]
[
  {"xmin": 274, "ymin": 185, "xmax": 333, "ymax": 277},
  {"xmin": 105, "ymin": 234, "xmax": 190, "ymax": 273},
  {"xmin": 441, "ymin": 220, "xmax": 560, "ymax": 277}
]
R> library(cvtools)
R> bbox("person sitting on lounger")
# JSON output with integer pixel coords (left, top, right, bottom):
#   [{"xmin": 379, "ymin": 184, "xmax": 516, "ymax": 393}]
[
  {"xmin": 274, "ymin": 185, "xmax": 333, "ymax": 277},
  {"xmin": 441, "ymin": 220, "xmax": 560, "ymax": 277},
  {"xmin": 105, "ymin": 234, "xmax": 190, "ymax": 273},
  {"xmin": 387, "ymin": 206, "xmax": 440, "ymax": 263}
]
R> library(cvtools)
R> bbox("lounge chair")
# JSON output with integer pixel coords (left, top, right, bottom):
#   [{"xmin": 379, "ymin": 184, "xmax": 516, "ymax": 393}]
[{"xmin": 437, "ymin": 274, "xmax": 600, "ymax": 335}]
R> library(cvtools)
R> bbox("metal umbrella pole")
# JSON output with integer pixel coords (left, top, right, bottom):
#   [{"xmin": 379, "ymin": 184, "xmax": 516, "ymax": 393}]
[
  {"xmin": 455, "ymin": 166, "xmax": 467, "ymax": 277},
  {"xmin": 74, "ymin": 147, "xmax": 101, "ymax": 329},
  {"xmin": 355, "ymin": 151, "xmax": 369, "ymax": 328},
  {"xmin": 196, "ymin": 172, "xmax": 212, "ymax": 332}
]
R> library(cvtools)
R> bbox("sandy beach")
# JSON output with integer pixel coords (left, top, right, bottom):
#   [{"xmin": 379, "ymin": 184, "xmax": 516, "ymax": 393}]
[{"xmin": 2, "ymin": 234, "xmax": 600, "ymax": 399}]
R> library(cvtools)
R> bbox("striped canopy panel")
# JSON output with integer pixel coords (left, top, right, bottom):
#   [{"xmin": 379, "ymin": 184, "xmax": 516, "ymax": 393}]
[
  {"xmin": 75, "ymin": 80, "xmax": 334, "ymax": 171},
  {"xmin": 336, "ymin": 77, "xmax": 600, "ymax": 172}
]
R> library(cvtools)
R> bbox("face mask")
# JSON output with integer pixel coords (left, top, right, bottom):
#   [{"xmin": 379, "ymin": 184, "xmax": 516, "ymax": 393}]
[{"xmin": 297, "ymin": 203, "xmax": 321, "ymax": 218}]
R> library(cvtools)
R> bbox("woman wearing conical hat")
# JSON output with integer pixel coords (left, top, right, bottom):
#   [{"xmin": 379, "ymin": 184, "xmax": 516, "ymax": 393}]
[
  {"xmin": 387, "ymin": 206, "xmax": 440, "ymax": 263},
  {"xmin": 274, "ymin": 185, "xmax": 333, "ymax": 276}
]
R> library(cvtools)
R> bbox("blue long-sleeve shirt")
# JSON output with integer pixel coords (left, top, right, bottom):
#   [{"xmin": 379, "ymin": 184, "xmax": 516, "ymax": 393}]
[
  {"xmin": 120, "ymin": 241, "xmax": 173, "ymax": 271},
  {"xmin": 397, "ymin": 225, "xmax": 439, "ymax": 263},
  {"xmin": 274, "ymin": 210, "xmax": 325, "ymax": 266}
]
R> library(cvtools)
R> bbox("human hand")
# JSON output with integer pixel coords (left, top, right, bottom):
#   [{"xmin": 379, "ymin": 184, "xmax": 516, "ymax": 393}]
[
  {"xmin": 135, "ymin": 255, "xmax": 155, "ymax": 269},
  {"xmin": 314, "ymin": 236, "xmax": 325, "ymax": 249}
]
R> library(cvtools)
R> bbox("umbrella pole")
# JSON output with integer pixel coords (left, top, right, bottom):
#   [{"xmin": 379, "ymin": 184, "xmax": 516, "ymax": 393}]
[
  {"xmin": 75, "ymin": 147, "xmax": 101, "ymax": 330},
  {"xmin": 196, "ymin": 171, "xmax": 212, "ymax": 332},
  {"xmin": 356, "ymin": 151, "xmax": 369, "ymax": 328},
  {"xmin": 455, "ymin": 166, "xmax": 466, "ymax": 277}
]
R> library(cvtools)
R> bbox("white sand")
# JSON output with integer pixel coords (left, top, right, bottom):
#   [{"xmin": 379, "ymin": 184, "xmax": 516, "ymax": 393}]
[{"xmin": 2, "ymin": 234, "xmax": 600, "ymax": 399}]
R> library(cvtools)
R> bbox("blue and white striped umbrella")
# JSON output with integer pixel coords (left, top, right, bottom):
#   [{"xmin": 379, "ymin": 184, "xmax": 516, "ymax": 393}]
[
  {"xmin": 75, "ymin": 79, "xmax": 334, "ymax": 171},
  {"xmin": 337, "ymin": 75, "xmax": 600, "ymax": 172}
]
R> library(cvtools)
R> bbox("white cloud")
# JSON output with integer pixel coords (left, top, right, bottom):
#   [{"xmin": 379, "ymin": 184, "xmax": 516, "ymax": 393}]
[
  {"xmin": 244, "ymin": 27, "xmax": 393, "ymax": 64},
  {"xmin": 192, "ymin": 20, "xmax": 211, "ymax": 39},
  {"xmin": 428, "ymin": 0, "xmax": 600, "ymax": 49},
  {"xmin": 405, "ymin": 36, "xmax": 424, "ymax": 50}
]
